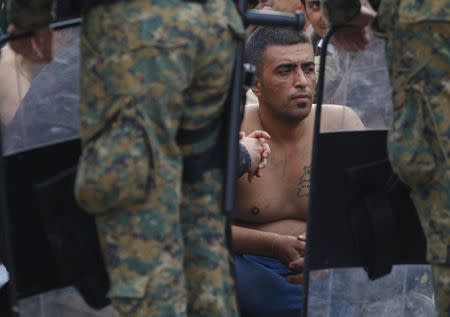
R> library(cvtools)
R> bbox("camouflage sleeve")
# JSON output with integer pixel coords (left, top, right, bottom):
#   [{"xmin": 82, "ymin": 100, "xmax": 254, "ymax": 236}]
[
  {"xmin": 8, "ymin": 0, "xmax": 53, "ymax": 31},
  {"xmin": 320, "ymin": 0, "xmax": 361, "ymax": 25},
  {"xmin": 238, "ymin": 143, "xmax": 251, "ymax": 177}
]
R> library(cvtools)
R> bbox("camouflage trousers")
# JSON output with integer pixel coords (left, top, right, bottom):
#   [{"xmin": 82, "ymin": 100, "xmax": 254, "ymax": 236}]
[
  {"xmin": 74, "ymin": 0, "xmax": 243, "ymax": 316},
  {"xmin": 386, "ymin": 21, "xmax": 450, "ymax": 316}
]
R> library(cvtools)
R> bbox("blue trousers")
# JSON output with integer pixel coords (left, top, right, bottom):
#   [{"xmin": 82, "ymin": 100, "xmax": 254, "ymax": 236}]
[{"xmin": 234, "ymin": 255, "xmax": 303, "ymax": 317}]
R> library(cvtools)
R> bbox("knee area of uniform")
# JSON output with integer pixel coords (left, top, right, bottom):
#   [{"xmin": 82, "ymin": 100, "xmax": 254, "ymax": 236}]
[
  {"xmin": 430, "ymin": 264, "xmax": 450, "ymax": 317},
  {"xmin": 387, "ymin": 147, "xmax": 436, "ymax": 188}
]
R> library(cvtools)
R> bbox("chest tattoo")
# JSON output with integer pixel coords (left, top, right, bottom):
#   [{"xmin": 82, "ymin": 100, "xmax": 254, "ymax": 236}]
[{"xmin": 296, "ymin": 165, "xmax": 311, "ymax": 198}]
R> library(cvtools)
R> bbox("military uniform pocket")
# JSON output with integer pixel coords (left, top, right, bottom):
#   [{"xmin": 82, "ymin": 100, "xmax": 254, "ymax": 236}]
[
  {"xmin": 75, "ymin": 112, "xmax": 154, "ymax": 215},
  {"xmin": 109, "ymin": 275, "xmax": 150, "ymax": 315}
]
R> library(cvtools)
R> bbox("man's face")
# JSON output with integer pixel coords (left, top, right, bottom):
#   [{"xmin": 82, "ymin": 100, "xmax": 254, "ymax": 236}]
[
  {"xmin": 304, "ymin": 0, "xmax": 329, "ymax": 37},
  {"xmin": 253, "ymin": 43, "xmax": 316, "ymax": 122},
  {"xmin": 259, "ymin": 0, "xmax": 302, "ymax": 13}
]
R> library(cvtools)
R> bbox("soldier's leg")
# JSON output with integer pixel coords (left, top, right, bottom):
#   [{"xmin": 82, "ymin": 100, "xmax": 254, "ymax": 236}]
[
  {"xmin": 76, "ymin": 1, "xmax": 223, "ymax": 316},
  {"xmin": 178, "ymin": 1, "xmax": 243, "ymax": 316},
  {"xmin": 180, "ymin": 170, "xmax": 239, "ymax": 317},
  {"xmin": 387, "ymin": 21, "xmax": 450, "ymax": 315},
  {"xmin": 431, "ymin": 264, "xmax": 450, "ymax": 317},
  {"xmin": 76, "ymin": 111, "xmax": 187, "ymax": 316},
  {"xmin": 101, "ymin": 208, "xmax": 186, "ymax": 317},
  {"xmin": 413, "ymin": 193, "xmax": 450, "ymax": 317},
  {"xmin": 74, "ymin": 97, "xmax": 188, "ymax": 315}
]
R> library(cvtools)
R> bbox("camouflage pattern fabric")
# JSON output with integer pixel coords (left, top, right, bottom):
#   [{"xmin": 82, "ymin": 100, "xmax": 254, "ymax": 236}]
[
  {"xmin": 320, "ymin": 1, "xmax": 450, "ymax": 316},
  {"xmin": 432, "ymin": 264, "xmax": 450, "ymax": 317},
  {"xmin": 73, "ymin": 0, "xmax": 244, "ymax": 316},
  {"xmin": 386, "ymin": 19, "xmax": 450, "ymax": 267},
  {"xmin": 321, "ymin": 0, "xmax": 450, "ymax": 26},
  {"xmin": 386, "ymin": 20, "xmax": 450, "ymax": 317}
]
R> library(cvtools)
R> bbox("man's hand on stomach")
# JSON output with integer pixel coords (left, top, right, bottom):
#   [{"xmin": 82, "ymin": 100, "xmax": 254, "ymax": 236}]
[{"xmin": 272, "ymin": 234, "xmax": 305, "ymax": 271}]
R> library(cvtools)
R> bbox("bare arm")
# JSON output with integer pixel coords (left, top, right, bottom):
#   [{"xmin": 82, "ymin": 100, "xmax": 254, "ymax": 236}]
[
  {"xmin": 340, "ymin": 105, "xmax": 365, "ymax": 130},
  {"xmin": 321, "ymin": 104, "xmax": 365, "ymax": 132},
  {"xmin": 232, "ymin": 224, "xmax": 279, "ymax": 257},
  {"xmin": 232, "ymin": 224, "xmax": 305, "ymax": 272}
]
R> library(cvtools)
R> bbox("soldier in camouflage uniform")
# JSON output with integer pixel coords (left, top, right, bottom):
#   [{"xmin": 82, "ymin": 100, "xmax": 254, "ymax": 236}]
[
  {"xmin": 320, "ymin": 1, "xmax": 450, "ymax": 316},
  {"xmin": 8, "ymin": 0, "xmax": 244, "ymax": 316}
]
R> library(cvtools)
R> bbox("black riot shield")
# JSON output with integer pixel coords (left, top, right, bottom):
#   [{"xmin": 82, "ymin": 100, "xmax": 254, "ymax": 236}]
[
  {"xmin": 0, "ymin": 21, "xmax": 111, "ymax": 317},
  {"xmin": 303, "ymin": 26, "xmax": 436, "ymax": 317}
]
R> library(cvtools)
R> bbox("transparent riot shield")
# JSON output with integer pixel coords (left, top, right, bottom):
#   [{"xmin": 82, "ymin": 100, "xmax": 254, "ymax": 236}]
[
  {"xmin": 1, "ymin": 28, "xmax": 80, "ymax": 155},
  {"xmin": 0, "ymin": 24, "xmax": 112, "ymax": 317},
  {"xmin": 305, "ymin": 28, "xmax": 436, "ymax": 317}
]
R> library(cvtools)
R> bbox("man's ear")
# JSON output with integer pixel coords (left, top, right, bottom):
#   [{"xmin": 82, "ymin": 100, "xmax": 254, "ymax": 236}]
[{"xmin": 252, "ymin": 77, "xmax": 262, "ymax": 98}]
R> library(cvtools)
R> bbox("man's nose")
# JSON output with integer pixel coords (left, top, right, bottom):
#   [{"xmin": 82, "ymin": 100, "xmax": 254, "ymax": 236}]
[
  {"xmin": 294, "ymin": 70, "xmax": 308, "ymax": 88},
  {"xmin": 320, "ymin": 15, "xmax": 330, "ymax": 27}
]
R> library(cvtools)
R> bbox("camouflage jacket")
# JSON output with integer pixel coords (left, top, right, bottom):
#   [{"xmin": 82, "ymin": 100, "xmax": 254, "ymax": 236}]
[{"xmin": 321, "ymin": 0, "xmax": 450, "ymax": 31}]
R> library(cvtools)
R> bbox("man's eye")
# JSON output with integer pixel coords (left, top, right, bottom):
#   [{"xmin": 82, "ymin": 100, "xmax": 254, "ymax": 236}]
[
  {"xmin": 277, "ymin": 67, "xmax": 292, "ymax": 74},
  {"xmin": 302, "ymin": 65, "xmax": 314, "ymax": 73}
]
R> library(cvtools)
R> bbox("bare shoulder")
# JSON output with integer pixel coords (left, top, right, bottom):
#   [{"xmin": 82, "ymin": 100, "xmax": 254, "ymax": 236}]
[
  {"xmin": 320, "ymin": 104, "xmax": 365, "ymax": 131},
  {"xmin": 241, "ymin": 104, "xmax": 262, "ymax": 134},
  {"xmin": 0, "ymin": 45, "xmax": 16, "ymax": 64}
]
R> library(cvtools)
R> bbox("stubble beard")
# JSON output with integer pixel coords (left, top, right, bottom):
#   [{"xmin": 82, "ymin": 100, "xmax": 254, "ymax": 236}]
[{"xmin": 264, "ymin": 98, "xmax": 312, "ymax": 125}]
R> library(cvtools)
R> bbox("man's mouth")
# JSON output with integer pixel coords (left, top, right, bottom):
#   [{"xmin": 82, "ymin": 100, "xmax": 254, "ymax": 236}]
[
  {"xmin": 291, "ymin": 93, "xmax": 311, "ymax": 100},
  {"xmin": 320, "ymin": 23, "xmax": 329, "ymax": 32}
]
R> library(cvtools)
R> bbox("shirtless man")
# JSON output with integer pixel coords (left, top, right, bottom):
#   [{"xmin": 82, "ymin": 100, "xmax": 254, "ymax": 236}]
[{"xmin": 232, "ymin": 26, "xmax": 363, "ymax": 317}]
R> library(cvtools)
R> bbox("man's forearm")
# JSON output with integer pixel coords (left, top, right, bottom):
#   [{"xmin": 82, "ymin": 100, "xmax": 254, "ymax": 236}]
[
  {"xmin": 232, "ymin": 224, "xmax": 279, "ymax": 257},
  {"xmin": 8, "ymin": 0, "xmax": 53, "ymax": 31},
  {"xmin": 320, "ymin": 0, "xmax": 361, "ymax": 26}
]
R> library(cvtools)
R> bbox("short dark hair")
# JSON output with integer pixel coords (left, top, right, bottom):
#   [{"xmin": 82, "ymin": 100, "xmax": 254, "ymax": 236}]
[
  {"xmin": 245, "ymin": 26, "xmax": 311, "ymax": 76},
  {"xmin": 300, "ymin": 0, "xmax": 305, "ymax": 6}
]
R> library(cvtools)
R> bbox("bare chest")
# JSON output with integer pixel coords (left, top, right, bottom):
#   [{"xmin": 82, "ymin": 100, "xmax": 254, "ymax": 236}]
[{"xmin": 236, "ymin": 150, "xmax": 311, "ymax": 224}]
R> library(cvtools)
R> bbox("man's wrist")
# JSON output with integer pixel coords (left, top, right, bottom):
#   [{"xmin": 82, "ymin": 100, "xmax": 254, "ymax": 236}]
[
  {"xmin": 271, "ymin": 233, "xmax": 281, "ymax": 257},
  {"xmin": 238, "ymin": 143, "xmax": 252, "ymax": 177}
]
